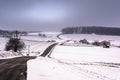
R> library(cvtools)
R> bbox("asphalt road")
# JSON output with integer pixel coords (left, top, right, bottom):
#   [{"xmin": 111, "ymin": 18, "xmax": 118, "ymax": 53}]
[
  {"xmin": 0, "ymin": 56, "xmax": 36, "ymax": 80},
  {"xmin": 0, "ymin": 43, "xmax": 57, "ymax": 80},
  {"xmin": 40, "ymin": 43, "xmax": 58, "ymax": 57}
]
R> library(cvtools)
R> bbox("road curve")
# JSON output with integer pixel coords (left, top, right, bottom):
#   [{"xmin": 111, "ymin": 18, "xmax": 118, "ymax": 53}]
[
  {"xmin": 56, "ymin": 34, "xmax": 63, "ymax": 40},
  {"xmin": 40, "ymin": 43, "xmax": 58, "ymax": 57}
]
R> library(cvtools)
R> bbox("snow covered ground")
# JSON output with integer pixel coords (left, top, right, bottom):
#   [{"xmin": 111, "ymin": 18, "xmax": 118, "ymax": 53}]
[
  {"xmin": 28, "ymin": 57, "xmax": 120, "ymax": 80},
  {"xmin": 22, "ymin": 40, "xmax": 54, "ymax": 56},
  {"xmin": 0, "ymin": 32, "xmax": 120, "ymax": 80},
  {"xmin": 21, "ymin": 32, "xmax": 61, "ymax": 56},
  {"xmin": 60, "ymin": 34, "xmax": 120, "ymax": 41},
  {"xmin": 27, "ymin": 45, "xmax": 120, "ymax": 80},
  {"xmin": 24, "ymin": 32, "xmax": 61, "ymax": 42},
  {"xmin": 27, "ymin": 33, "xmax": 120, "ymax": 80},
  {"xmin": 51, "ymin": 45, "xmax": 120, "ymax": 63}
]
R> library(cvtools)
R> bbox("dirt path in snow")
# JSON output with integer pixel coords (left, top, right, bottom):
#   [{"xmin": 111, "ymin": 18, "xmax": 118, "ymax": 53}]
[{"xmin": 0, "ymin": 56, "xmax": 35, "ymax": 80}]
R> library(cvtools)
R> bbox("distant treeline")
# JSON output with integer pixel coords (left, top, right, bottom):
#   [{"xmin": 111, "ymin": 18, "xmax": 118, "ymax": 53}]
[
  {"xmin": 0, "ymin": 30, "xmax": 27, "ymax": 37},
  {"xmin": 61, "ymin": 26, "xmax": 120, "ymax": 36}
]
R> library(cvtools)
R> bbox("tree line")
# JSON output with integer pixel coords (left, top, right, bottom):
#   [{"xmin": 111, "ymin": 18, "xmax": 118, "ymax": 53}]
[
  {"xmin": 0, "ymin": 30, "xmax": 27, "ymax": 37},
  {"xmin": 61, "ymin": 26, "xmax": 120, "ymax": 36}
]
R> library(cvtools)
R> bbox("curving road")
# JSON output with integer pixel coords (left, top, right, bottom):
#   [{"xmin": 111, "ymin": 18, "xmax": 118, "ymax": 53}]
[
  {"xmin": 40, "ymin": 43, "xmax": 58, "ymax": 57},
  {"xmin": 0, "ymin": 43, "xmax": 57, "ymax": 80}
]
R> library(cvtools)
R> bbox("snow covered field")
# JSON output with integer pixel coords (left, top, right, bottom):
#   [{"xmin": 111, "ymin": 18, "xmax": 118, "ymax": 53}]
[
  {"xmin": 22, "ymin": 40, "xmax": 54, "ymax": 56},
  {"xmin": 21, "ymin": 32, "xmax": 61, "ymax": 56},
  {"xmin": 28, "ymin": 45, "xmax": 120, "ymax": 80},
  {"xmin": 60, "ymin": 34, "xmax": 120, "ymax": 41},
  {"xmin": 27, "ymin": 33, "xmax": 120, "ymax": 80},
  {"xmin": 23, "ymin": 32, "xmax": 61, "ymax": 42},
  {"xmin": 51, "ymin": 45, "xmax": 120, "ymax": 63},
  {"xmin": 0, "ymin": 32, "xmax": 120, "ymax": 80}
]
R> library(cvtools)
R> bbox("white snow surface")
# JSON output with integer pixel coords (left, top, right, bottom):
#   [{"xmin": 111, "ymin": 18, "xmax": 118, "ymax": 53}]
[
  {"xmin": 27, "ymin": 45, "xmax": 120, "ymax": 80},
  {"xmin": 0, "ymin": 37, "xmax": 8, "ymax": 50},
  {"xmin": 51, "ymin": 45, "xmax": 120, "ymax": 63},
  {"xmin": 22, "ymin": 40, "xmax": 54, "ymax": 56},
  {"xmin": 25, "ymin": 32, "xmax": 61, "ymax": 42},
  {"xmin": 60, "ymin": 34, "xmax": 120, "ymax": 41}
]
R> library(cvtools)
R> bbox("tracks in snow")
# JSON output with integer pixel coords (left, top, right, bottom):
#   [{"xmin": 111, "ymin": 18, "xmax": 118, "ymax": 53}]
[{"xmin": 50, "ymin": 58, "xmax": 119, "ymax": 80}]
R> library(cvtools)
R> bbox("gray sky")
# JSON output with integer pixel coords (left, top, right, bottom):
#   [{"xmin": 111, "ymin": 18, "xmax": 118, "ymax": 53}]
[{"xmin": 0, "ymin": 0, "xmax": 120, "ymax": 31}]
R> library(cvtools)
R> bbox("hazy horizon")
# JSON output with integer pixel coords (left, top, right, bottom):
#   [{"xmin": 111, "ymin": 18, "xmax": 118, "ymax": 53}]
[{"xmin": 0, "ymin": 0, "xmax": 120, "ymax": 31}]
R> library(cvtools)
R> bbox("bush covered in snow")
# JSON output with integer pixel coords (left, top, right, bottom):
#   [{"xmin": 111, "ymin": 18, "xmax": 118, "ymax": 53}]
[
  {"xmin": 100, "ymin": 41, "xmax": 110, "ymax": 48},
  {"xmin": 79, "ymin": 39, "xmax": 89, "ymax": 44},
  {"xmin": 92, "ymin": 41, "xmax": 100, "ymax": 46},
  {"xmin": 92, "ymin": 40, "xmax": 110, "ymax": 48}
]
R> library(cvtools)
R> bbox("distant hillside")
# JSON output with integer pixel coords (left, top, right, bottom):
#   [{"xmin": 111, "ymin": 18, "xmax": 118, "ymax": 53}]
[
  {"xmin": 0, "ymin": 30, "xmax": 27, "ymax": 37},
  {"xmin": 61, "ymin": 26, "xmax": 120, "ymax": 36}
]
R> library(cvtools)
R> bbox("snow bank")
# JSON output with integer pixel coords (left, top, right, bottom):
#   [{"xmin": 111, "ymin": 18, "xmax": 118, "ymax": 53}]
[{"xmin": 0, "ymin": 51, "xmax": 22, "ymax": 59}]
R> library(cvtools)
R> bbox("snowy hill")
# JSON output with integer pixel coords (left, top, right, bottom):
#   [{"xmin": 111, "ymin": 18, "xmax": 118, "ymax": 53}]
[
  {"xmin": 28, "ymin": 45, "xmax": 120, "ymax": 80},
  {"xmin": 27, "ymin": 33, "xmax": 120, "ymax": 80}
]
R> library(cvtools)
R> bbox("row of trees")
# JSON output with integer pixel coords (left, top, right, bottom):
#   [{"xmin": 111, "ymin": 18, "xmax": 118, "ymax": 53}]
[
  {"xmin": 61, "ymin": 26, "xmax": 120, "ymax": 36},
  {"xmin": 0, "ymin": 30, "xmax": 27, "ymax": 37}
]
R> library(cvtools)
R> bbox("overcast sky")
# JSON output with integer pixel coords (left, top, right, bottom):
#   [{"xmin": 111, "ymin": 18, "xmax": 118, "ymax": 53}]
[{"xmin": 0, "ymin": 0, "xmax": 120, "ymax": 31}]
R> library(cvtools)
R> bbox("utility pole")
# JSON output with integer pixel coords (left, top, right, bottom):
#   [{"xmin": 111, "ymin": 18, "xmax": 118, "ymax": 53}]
[{"xmin": 27, "ymin": 45, "xmax": 30, "ymax": 56}]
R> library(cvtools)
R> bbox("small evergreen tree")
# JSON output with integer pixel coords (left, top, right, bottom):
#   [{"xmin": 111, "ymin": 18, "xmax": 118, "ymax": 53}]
[
  {"xmin": 5, "ymin": 38, "xmax": 25, "ymax": 52},
  {"xmin": 5, "ymin": 31, "xmax": 26, "ymax": 52}
]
